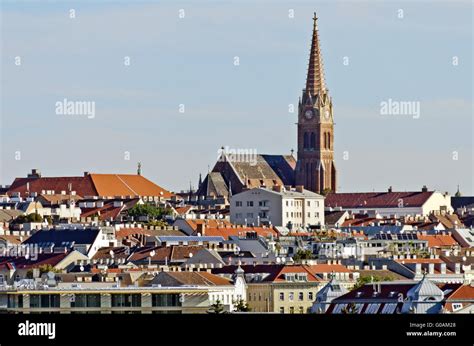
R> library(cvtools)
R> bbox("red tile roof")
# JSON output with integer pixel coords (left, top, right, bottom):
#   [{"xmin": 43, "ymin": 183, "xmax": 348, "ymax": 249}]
[
  {"xmin": 8, "ymin": 173, "xmax": 172, "ymax": 199},
  {"xmin": 417, "ymin": 234, "xmax": 459, "ymax": 248},
  {"xmin": 326, "ymin": 191, "xmax": 434, "ymax": 209},
  {"xmin": 201, "ymin": 226, "xmax": 278, "ymax": 239}
]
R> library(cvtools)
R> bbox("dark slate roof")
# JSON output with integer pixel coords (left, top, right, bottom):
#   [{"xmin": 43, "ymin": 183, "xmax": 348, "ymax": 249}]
[
  {"xmin": 451, "ymin": 196, "xmax": 474, "ymax": 210},
  {"xmin": 261, "ymin": 155, "xmax": 296, "ymax": 186},
  {"xmin": 326, "ymin": 191, "xmax": 434, "ymax": 209},
  {"xmin": 198, "ymin": 172, "xmax": 229, "ymax": 198},
  {"xmin": 23, "ymin": 228, "xmax": 100, "ymax": 248}
]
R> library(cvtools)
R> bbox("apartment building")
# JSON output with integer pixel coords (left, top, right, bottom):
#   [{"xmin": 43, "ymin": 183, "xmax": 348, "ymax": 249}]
[{"xmin": 230, "ymin": 186, "xmax": 324, "ymax": 230}]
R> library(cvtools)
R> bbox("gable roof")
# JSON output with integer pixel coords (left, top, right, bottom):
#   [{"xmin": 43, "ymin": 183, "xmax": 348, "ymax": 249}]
[
  {"xmin": 23, "ymin": 228, "xmax": 100, "ymax": 248},
  {"xmin": 151, "ymin": 271, "xmax": 232, "ymax": 287},
  {"xmin": 325, "ymin": 191, "xmax": 434, "ymax": 209},
  {"xmin": 7, "ymin": 173, "xmax": 172, "ymax": 199}
]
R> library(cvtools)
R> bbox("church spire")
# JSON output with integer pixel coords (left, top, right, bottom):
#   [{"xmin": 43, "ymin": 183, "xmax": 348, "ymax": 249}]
[{"xmin": 305, "ymin": 12, "xmax": 326, "ymax": 96}]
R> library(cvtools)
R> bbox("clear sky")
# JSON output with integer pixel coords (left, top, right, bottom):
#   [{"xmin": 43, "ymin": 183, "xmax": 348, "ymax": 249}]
[{"xmin": 1, "ymin": 0, "xmax": 472, "ymax": 194}]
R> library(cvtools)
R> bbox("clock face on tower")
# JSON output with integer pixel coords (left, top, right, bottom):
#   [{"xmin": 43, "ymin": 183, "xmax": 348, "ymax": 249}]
[
  {"xmin": 304, "ymin": 110, "xmax": 314, "ymax": 119},
  {"xmin": 324, "ymin": 109, "xmax": 330, "ymax": 119}
]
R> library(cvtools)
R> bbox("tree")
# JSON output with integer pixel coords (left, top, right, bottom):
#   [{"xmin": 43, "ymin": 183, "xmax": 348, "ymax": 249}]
[
  {"xmin": 208, "ymin": 300, "xmax": 226, "ymax": 314},
  {"xmin": 341, "ymin": 302, "xmax": 359, "ymax": 314},
  {"xmin": 12, "ymin": 213, "xmax": 43, "ymax": 224},
  {"xmin": 321, "ymin": 188, "xmax": 333, "ymax": 196},
  {"xmin": 26, "ymin": 264, "xmax": 61, "ymax": 279},
  {"xmin": 352, "ymin": 275, "xmax": 394, "ymax": 290},
  {"xmin": 127, "ymin": 204, "xmax": 170, "ymax": 221},
  {"xmin": 233, "ymin": 299, "xmax": 251, "ymax": 312},
  {"xmin": 293, "ymin": 249, "xmax": 313, "ymax": 262}
]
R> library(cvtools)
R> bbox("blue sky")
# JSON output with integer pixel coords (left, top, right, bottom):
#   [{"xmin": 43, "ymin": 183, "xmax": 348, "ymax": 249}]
[{"xmin": 1, "ymin": 0, "xmax": 472, "ymax": 194}]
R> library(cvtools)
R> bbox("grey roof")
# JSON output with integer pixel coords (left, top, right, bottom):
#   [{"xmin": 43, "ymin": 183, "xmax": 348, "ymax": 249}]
[
  {"xmin": 227, "ymin": 236, "xmax": 268, "ymax": 254},
  {"xmin": 451, "ymin": 196, "xmax": 474, "ymax": 210},
  {"xmin": 184, "ymin": 248, "xmax": 225, "ymax": 266},
  {"xmin": 407, "ymin": 276, "xmax": 444, "ymax": 298},
  {"xmin": 23, "ymin": 228, "xmax": 100, "ymax": 248}
]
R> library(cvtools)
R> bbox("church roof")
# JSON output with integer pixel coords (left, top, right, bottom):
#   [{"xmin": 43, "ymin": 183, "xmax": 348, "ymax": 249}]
[
  {"xmin": 198, "ymin": 172, "xmax": 229, "ymax": 198},
  {"xmin": 229, "ymin": 154, "xmax": 296, "ymax": 188}
]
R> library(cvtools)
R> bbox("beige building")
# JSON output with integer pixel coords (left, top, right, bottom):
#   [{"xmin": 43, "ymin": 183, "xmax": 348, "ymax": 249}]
[{"xmin": 230, "ymin": 186, "xmax": 324, "ymax": 230}]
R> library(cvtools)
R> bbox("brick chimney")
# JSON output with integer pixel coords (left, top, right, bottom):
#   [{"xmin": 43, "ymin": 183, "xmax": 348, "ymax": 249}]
[
  {"xmin": 196, "ymin": 223, "xmax": 206, "ymax": 236},
  {"xmin": 295, "ymin": 185, "xmax": 304, "ymax": 193}
]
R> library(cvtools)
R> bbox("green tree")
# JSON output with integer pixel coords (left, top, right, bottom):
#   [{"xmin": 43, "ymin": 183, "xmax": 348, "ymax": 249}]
[
  {"xmin": 352, "ymin": 275, "xmax": 394, "ymax": 290},
  {"xmin": 12, "ymin": 213, "xmax": 43, "ymax": 224},
  {"xmin": 208, "ymin": 300, "xmax": 226, "ymax": 314},
  {"xmin": 128, "ymin": 204, "xmax": 170, "ymax": 221},
  {"xmin": 233, "ymin": 299, "xmax": 251, "ymax": 312},
  {"xmin": 26, "ymin": 264, "xmax": 61, "ymax": 279},
  {"xmin": 292, "ymin": 249, "xmax": 313, "ymax": 262},
  {"xmin": 341, "ymin": 302, "xmax": 359, "ymax": 314}
]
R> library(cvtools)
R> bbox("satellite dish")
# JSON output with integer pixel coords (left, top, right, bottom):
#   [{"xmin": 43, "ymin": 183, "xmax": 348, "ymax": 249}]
[
  {"xmin": 189, "ymin": 253, "xmax": 193, "ymax": 258},
  {"xmin": 276, "ymin": 257, "xmax": 281, "ymax": 264},
  {"xmin": 281, "ymin": 257, "xmax": 286, "ymax": 263},
  {"xmin": 150, "ymin": 250, "xmax": 156, "ymax": 257},
  {"xmin": 79, "ymin": 265, "xmax": 84, "ymax": 272}
]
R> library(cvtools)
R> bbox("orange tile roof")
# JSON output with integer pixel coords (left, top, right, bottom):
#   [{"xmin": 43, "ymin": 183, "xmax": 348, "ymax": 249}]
[
  {"xmin": 417, "ymin": 234, "xmax": 459, "ymax": 248},
  {"xmin": 90, "ymin": 174, "xmax": 173, "ymax": 198},
  {"xmin": 185, "ymin": 219, "xmax": 233, "ymax": 231},
  {"xmin": 395, "ymin": 258, "xmax": 444, "ymax": 264},
  {"xmin": 202, "ymin": 226, "xmax": 278, "ymax": 240}
]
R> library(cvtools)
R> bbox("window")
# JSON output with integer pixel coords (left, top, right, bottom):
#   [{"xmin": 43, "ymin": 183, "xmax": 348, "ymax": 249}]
[
  {"xmin": 152, "ymin": 294, "xmax": 181, "ymax": 307},
  {"xmin": 279, "ymin": 293, "xmax": 284, "ymax": 301},
  {"xmin": 289, "ymin": 307, "xmax": 295, "ymax": 314},
  {"xmin": 307, "ymin": 201, "xmax": 310, "ymax": 207},
  {"xmin": 236, "ymin": 213, "xmax": 242, "ymax": 219},
  {"xmin": 299, "ymin": 306, "xmax": 304, "ymax": 314},
  {"xmin": 111, "ymin": 294, "xmax": 141, "ymax": 307},
  {"xmin": 298, "ymin": 292, "xmax": 304, "ymax": 301},
  {"xmin": 247, "ymin": 201, "xmax": 254, "ymax": 207},
  {"xmin": 310, "ymin": 133, "xmax": 316, "ymax": 149},
  {"xmin": 289, "ymin": 292, "xmax": 294, "ymax": 301},
  {"xmin": 286, "ymin": 212, "xmax": 289, "ymax": 217},
  {"xmin": 236, "ymin": 201, "xmax": 242, "ymax": 207},
  {"xmin": 307, "ymin": 212, "xmax": 310, "ymax": 217},
  {"xmin": 308, "ymin": 292, "xmax": 314, "ymax": 301},
  {"xmin": 71, "ymin": 294, "xmax": 101, "ymax": 308},
  {"xmin": 279, "ymin": 307, "xmax": 285, "ymax": 314},
  {"xmin": 452, "ymin": 303, "xmax": 463, "ymax": 311},
  {"xmin": 246, "ymin": 213, "xmax": 254, "ymax": 218},
  {"xmin": 315, "ymin": 212, "xmax": 319, "ymax": 218}
]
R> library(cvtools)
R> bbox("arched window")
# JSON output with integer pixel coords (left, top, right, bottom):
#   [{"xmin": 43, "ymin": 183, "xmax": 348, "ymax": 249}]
[
  {"xmin": 323, "ymin": 132, "xmax": 327, "ymax": 149},
  {"xmin": 310, "ymin": 132, "xmax": 316, "ymax": 149},
  {"xmin": 327, "ymin": 132, "xmax": 331, "ymax": 149},
  {"xmin": 303, "ymin": 132, "xmax": 309, "ymax": 149}
]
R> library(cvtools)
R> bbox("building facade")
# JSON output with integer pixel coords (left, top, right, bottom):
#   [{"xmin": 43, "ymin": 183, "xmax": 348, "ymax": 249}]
[{"xmin": 230, "ymin": 186, "xmax": 324, "ymax": 229}]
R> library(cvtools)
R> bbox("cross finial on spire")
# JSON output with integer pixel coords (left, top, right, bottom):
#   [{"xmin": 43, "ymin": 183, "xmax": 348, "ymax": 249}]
[{"xmin": 305, "ymin": 12, "xmax": 326, "ymax": 96}]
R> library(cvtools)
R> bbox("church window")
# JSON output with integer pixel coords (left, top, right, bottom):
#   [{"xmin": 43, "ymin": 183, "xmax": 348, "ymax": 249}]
[
  {"xmin": 304, "ymin": 132, "xmax": 309, "ymax": 149},
  {"xmin": 310, "ymin": 132, "xmax": 316, "ymax": 149}
]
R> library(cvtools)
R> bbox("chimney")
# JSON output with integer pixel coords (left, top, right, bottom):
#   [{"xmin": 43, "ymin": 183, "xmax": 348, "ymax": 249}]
[
  {"xmin": 27, "ymin": 169, "xmax": 41, "ymax": 178},
  {"xmin": 84, "ymin": 172, "xmax": 90, "ymax": 177},
  {"xmin": 455, "ymin": 263, "xmax": 461, "ymax": 274},
  {"xmin": 421, "ymin": 185, "xmax": 428, "ymax": 193},
  {"xmin": 273, "ymin": 185, "xmax": 283, "ymax": 193},
  {"xmin": 388, "ymin": 186, "xmax": 393, "ymax": 193},
  {"xmin": 295, "ymin": 185, "xmax": 304, "ymax": 193},
  {"xmin": 196, "ymin": 223, "xmax": 206, "ymax": 236}
]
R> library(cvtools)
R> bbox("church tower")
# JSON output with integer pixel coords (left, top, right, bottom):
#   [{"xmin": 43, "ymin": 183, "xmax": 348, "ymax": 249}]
[{"xmin": 295, "ymin": 13, "xmax": 337, "ymax": 194}]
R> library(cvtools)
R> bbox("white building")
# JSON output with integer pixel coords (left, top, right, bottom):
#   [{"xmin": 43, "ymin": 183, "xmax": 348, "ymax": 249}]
[
  {"xmin": 325, "ymin": 187, "xmax": 453, "ymax": 217},
  {"xmin": 230, "ymin": 186, "xmax": 324, "ymax": 229}
]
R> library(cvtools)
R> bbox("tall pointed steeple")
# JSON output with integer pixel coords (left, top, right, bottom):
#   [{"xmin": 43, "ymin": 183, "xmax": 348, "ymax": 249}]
[{"xmin": 306, "ymin": 12, "xmax": 326, "ymax": 96}]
